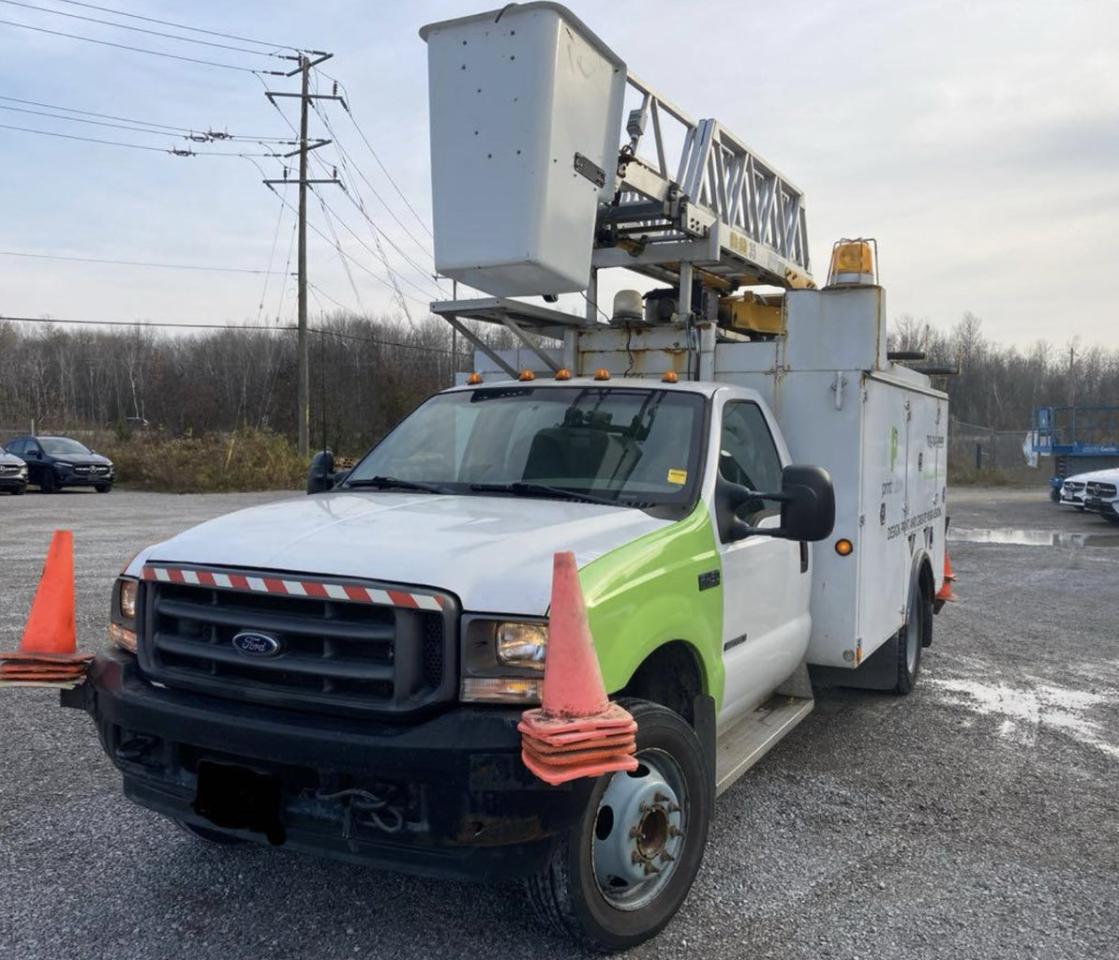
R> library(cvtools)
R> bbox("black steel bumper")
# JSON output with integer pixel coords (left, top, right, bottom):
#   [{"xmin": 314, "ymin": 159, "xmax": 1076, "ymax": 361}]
[{"xmin": 66, "ymin": 651, "xmax": 591, "ymax": 879}]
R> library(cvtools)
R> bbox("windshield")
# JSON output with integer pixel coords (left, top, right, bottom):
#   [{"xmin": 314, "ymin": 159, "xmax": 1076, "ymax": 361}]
[
  {"xmin": 346, "ymin": 386, "xmax": 707, "ymax": 508},
  {"xmin": 40, "ymin": 437, "xmax": 91, "ymax": 456}
]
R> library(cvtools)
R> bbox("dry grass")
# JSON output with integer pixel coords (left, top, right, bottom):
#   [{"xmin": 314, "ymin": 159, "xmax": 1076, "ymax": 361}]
[{"xmin": 103, "ymin": 428, "xmax": 306, "ymax": 493}]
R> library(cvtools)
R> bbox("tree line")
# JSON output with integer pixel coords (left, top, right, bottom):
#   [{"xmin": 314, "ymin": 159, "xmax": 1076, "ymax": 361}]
[{"xmin": 1, "ymin": 311, "xmax": 1116, "ymax": 456}]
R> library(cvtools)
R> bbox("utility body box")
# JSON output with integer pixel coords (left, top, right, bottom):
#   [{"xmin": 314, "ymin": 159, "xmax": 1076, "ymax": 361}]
[{"xmin": 468, "ymin": 284, "xmax": 949, "ymax": 672}]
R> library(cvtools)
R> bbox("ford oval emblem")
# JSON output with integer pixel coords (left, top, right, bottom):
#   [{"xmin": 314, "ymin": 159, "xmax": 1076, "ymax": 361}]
[{"xmin": 232, "ymin": 631, "xmax": 282, "ymax": 656}]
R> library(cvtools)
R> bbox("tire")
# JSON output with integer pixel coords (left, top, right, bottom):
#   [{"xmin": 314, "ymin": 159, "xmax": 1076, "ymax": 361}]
[
  {"xmin": 95, "ymin": 483, "xmax": 112, "ymax": 493},
  {"xmin": 39, "ymin": 471, "xmax": 57, "ymax": 494},
  {"xmin": 894, "ymin": 573, "xmax": 931, "ymax": 694},
  {"xmin": 13, "ymin": 486, "xmax": 25, "ymax": 496},
  {"xmin": 524, "ymin": 700, "xmax": 711, "ymax": 952},
  {"xmin": 175, "ymin": 819, "xmax": 246, "ymax": 847}
]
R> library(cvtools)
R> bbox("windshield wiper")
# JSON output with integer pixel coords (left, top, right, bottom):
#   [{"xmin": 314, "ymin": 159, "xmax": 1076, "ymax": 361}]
[
  {"xmin": 469, "ymin": 481, "xmax": 623, "ymax": 507},
  {"xmin": 346, "ymin": 475, "xmax": 450, "ymax": 494}
]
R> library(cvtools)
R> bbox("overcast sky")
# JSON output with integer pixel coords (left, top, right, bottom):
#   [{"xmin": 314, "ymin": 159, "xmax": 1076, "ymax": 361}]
[{"xmin": 1, "ymin": 0, "xmax": 1116, "ymax": 349}]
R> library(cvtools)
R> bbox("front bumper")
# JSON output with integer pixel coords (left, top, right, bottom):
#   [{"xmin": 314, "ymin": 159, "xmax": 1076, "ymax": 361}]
[
  {"xmin": 55, "ymin": 468, "xmax": 113, "ymax": 486},
  {"xmin": 0, "ymin": 476, "xmax": 26, "ymax": 490},
  {"xmin": 67, "ymin": 651, "xmax": 591, "ymax": 879}
]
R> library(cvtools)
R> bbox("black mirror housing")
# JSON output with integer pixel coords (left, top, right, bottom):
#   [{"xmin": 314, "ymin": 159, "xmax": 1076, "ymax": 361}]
[
  {"xmin": 717, "ymin": 464, "xmax": 835, "ymax": 543},
  {"xmin": 776, "ymin": 465, "xmax": 835, "ymax": 542},
  {"xmin": 307, "ymin": 450, "xmax": 335, "ymax": 495}
]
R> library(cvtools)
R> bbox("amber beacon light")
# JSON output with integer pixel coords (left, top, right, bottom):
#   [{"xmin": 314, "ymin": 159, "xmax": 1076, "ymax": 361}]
[{"xmin": 835, "ymin": 538, "xmax": 854, "ymax": 557}]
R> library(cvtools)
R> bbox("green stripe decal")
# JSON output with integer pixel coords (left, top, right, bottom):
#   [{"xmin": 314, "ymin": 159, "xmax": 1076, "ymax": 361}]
[{"xmin": 579, "ymin": 502, "xmax": 725, "ymax": 709}]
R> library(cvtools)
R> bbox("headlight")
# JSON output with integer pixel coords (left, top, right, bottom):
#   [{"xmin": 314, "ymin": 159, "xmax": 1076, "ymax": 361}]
[
  {"xmin": 119, "ymin": 579, "xmax": 137, "ymax": 620},
  {"xmin": 109, "ymin": 576, "xmax": 139, "ymax": 653},
  {"xmin": 18, "ymin": 466, "xmax": 27, "ymax": 477},
  {"xmin": 496, "ymin": 622, "xmax": 548, "ymax": 668},
  {"xmin": 55, "ymin": 460, "xmax": 73, "ymax": 468},
  {"xmin": 461, "ymin": 617, "xmax": 548, "ymax": 704}
]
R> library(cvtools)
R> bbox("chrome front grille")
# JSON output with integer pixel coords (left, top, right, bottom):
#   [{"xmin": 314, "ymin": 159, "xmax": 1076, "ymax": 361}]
[{"xmin": 138, "ymin": 572, "xmax": 458, "ymax": 718}]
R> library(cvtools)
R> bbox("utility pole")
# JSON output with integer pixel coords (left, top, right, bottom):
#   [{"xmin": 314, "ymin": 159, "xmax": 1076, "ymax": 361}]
[{"xmin": 262, "ymin": 51, "xmax": 344, "ymax": 458}]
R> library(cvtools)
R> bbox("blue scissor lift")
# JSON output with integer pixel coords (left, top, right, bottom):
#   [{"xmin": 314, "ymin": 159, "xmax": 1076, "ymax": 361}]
[{"xmin": 1033, "ymin": 405, "xmax": 1119, "ymax": 499}]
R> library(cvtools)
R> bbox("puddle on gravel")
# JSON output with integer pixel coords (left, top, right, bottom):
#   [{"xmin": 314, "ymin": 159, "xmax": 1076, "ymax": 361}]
[
  {"xmin": 949, "ymin": 527, "xmax": 1119, "ymax": 547},
  {"xmin": 926, "ymin": 677, "xmax": 1119, "ymax": 760}
]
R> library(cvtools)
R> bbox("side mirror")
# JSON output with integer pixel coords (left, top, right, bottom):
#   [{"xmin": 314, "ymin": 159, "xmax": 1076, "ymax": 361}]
[
  {"xmin": 307, "ymin": 450, "xmax": 335, "ymax": 495},
  {"xmin": 717, "ymin": 464, "xmax": 835, "ymax": 543},
  {"xmin": 773, "ymin": 465, "xmax": 835, "ymax": 541}
]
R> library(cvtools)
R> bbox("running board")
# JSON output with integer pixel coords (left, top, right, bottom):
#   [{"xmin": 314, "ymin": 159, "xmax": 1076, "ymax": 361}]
[{"xmin": 715, "ymin": 694, "xmax": 814, "ymax": 796}]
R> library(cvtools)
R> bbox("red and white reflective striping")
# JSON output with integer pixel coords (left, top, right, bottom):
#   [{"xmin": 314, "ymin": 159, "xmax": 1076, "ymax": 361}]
[{"xmin": 141, "ymin": 565, "xmax": 446, "ymax": 611}]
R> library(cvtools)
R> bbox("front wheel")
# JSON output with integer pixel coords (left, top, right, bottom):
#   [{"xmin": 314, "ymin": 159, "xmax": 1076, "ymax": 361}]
[{"xmin": 524, "ymin": 700, "xmax": 711, "ymax": 952}]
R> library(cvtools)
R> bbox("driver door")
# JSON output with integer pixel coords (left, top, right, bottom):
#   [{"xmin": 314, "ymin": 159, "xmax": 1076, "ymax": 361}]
[{"xmin": 713, "ymin": 397, "xmax": 812, "ymax": 728}]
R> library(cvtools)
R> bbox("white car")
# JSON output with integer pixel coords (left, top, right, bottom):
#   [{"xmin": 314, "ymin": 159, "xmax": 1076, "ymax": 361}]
[
  {"xmin": 1060, "ymin": 468, "xmax": 1119, "ymax": 521},
  {"xmin": 1081, "ymin": 469, "xmax": 1119, "ymax": 524}
]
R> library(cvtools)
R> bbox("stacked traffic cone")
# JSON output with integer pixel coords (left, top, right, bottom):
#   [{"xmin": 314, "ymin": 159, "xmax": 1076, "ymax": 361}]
[
  {"xmin": 0, "ymin": 530, "xmax": 92, "ymax": 687},
  {"xmin": 935, "ymin": 549, "xmax": 957, "ymax": 603},
  {"xmin": 518, "ymin": 551, "xmax": 638, "ymax": 786}
]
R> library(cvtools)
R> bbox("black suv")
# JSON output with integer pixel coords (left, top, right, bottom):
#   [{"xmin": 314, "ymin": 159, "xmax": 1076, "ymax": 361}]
[
  {"xmin": 4, "ymin": 436, "xmax": 114, "ymax": 493},
  {"xmin": 0, "ymin": 445, "xmax": 28, "ymax": 494}
]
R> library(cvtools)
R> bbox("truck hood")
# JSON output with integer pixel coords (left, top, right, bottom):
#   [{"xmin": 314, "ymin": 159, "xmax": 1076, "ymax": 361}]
[{"xmin": 130, "ymin": 491, "xmax": 672, "ymax": 615}]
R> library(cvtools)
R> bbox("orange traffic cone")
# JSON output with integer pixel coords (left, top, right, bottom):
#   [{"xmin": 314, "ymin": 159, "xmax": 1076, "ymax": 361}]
[
  {"xmin": 935, "ymin": 549, "xmax": 957, "ymax": 603},
  {"xmin": 517, "ymin": 552, "xmax": 638, "ymax": 785},
  {"xmin": 0, "ymin": 530, "xmax": 92, "ymax": 687}
]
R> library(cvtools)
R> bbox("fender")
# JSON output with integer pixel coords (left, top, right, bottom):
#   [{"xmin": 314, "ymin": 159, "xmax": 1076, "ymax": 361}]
[{"xmin": 578, "ymin": 501, "xmax": 726, "ymax": 710}]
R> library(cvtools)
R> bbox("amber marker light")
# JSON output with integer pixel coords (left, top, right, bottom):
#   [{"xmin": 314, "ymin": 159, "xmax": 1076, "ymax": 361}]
[
  {"xmin": 554, "ymin": 368, "xmax": 572, "ymax": 381},
  {"xmin": 593, "ymin": 368, "xmax": 611, "ymax": 381},
  {"xmin": 835, "ymin": 538, "xmax": 854, "ymax": 556},
  {"xmin": 662, "ymin": 370, "xmax": 679, "ymax": 383},
  {"xmin": 518, "ymin": 369, "xmax": 536, "ymax": 382},
  {"xmin": 466, "ymin": 372, "xmax": 483, "ymax": 385}
]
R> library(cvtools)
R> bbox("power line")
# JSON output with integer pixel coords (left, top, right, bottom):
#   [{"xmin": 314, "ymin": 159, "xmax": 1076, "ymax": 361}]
[
  {"xmin": 53, "ymin": 0, "xmax": 303, "ymax": 52},
  {"xmin": 309, "ymin": 177, "xmax": 442, "ymax": 301},
  {"xmin": 0, "ymin": 121, "xmax": 280, "ymax": 156},
  {"xmin": 0, "ymin": 95, "xmax": 295, "ymax": 143},
  {"xmin": 310, "ymin": 97, "xmax": 435, "ymax": 264},
  {"xmin": 318, "ymin": 71, "xmax": 434, "ymax": 239},
  {"xmin": 0, "ymin": 0, "xmax": 288, "ymax": 57},
  {"xmin": 0, "ymin": 249, "xmax": 289, "ymax": 274},
  {"xmin": 1, "ymin": 314, "xmax": 296, "ymax": 331},
  {"xmin": 0, "ymin": 102, "xmax": 292, "ymax": 144},
  {"xmin": 1, "ymin": 313, "xmax": 455, "ymax": 357},
  {"xmin": 255, "ymin": 201, "xmax": 289, "ymax": 322},
  {"xmin": 243, "ymin": 155, "xmax": 428, "ymax": 308},
  {"xmin": 0, "ymin": 18, "xmax": 279, "ymax": 73}
]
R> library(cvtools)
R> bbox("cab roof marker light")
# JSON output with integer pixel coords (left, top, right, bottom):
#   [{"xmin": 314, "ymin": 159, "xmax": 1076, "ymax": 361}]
[
  {"xmin": 518, "ymin": 369, "xmax": 536, "ymax": 382},
  {"xmin": 466, "ymin": 372, "xmax": 483, "ymax": 385},
  {"xmin": 554, "ymin": 368, "xmax": 572, "ymax": 381},
  {"xmin": 593, "ymin": 368, "xmax": 611, "ymax": 381},
  {"xmin": 662, "ymin": 370, "xmax": 679, "ymax": 383}
]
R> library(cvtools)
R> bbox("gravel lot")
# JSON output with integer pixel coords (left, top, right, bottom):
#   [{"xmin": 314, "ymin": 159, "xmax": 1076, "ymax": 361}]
[{"xmin": 1, "ymin": 486, "xmax": 1116, "ymax": 959}]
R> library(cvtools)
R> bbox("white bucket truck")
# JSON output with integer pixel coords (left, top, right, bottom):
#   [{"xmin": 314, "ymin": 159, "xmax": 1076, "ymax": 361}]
[{"xmin": 74, "ymin": 4, "xmax": 950, "ymax": 951}]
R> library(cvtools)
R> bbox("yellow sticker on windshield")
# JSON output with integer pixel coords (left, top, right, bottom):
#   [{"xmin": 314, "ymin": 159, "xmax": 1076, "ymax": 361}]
[{"xmin": 667, "ymin": 468, "xmax": 688, "ymax": 485}]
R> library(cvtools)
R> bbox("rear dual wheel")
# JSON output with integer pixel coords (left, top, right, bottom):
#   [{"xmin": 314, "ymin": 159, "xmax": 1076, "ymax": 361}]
[
  {"xmin": 894, "ymin": 572, "xmax": 932, "ymax": 694},
  {"xmin": 525, "ymin": 700, "xmax": 711, "ymax": 952}
]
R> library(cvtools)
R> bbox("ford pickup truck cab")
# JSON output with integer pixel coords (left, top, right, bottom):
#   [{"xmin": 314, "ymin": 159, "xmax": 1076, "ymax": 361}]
[{"xmin": 79, "ymin": 377, "xmax": 845, "ymax": 948}]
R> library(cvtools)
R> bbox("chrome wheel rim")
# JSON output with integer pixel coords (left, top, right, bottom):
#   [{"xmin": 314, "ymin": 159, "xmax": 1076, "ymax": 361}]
[{"xmin": 590, "ymin": 748, "xmax": 687, "ymax": 911}]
